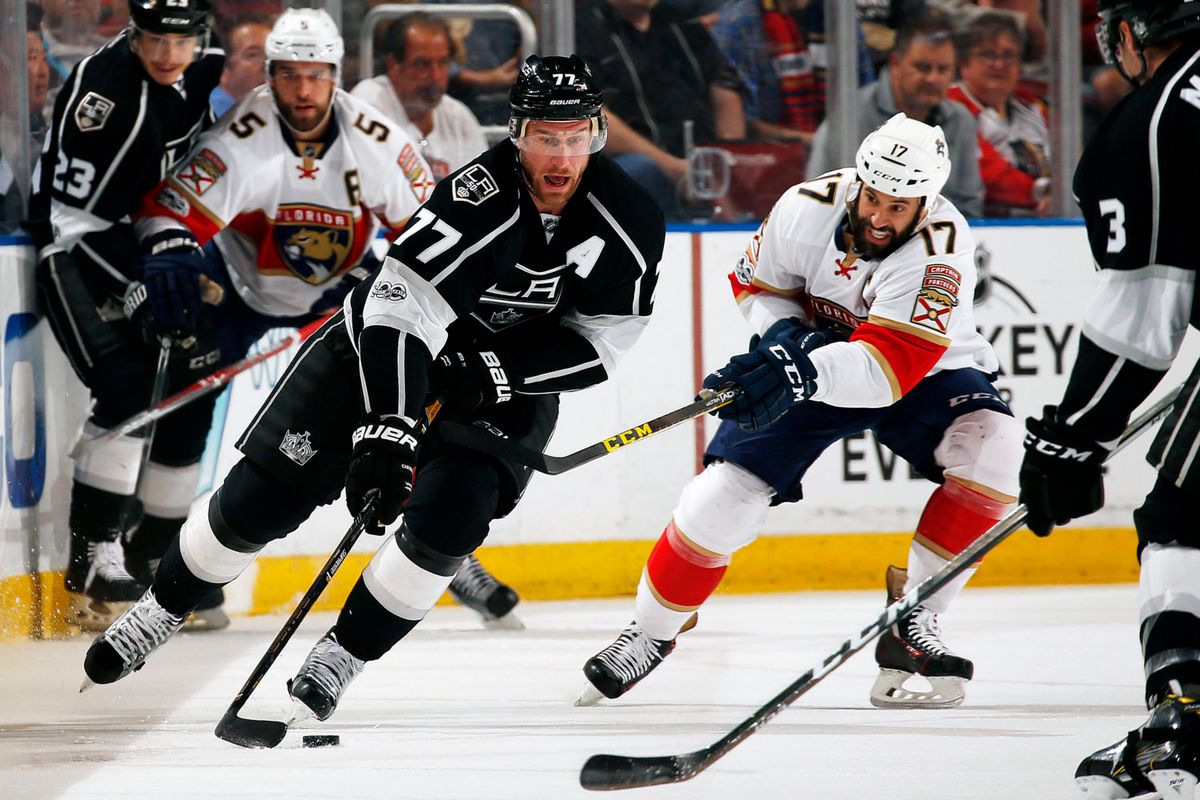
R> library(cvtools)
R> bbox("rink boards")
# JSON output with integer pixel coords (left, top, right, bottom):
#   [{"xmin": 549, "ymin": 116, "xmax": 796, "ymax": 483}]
[{"xmin": 1, "ymin": 221, "xmax": 1189, "ymax": 638}]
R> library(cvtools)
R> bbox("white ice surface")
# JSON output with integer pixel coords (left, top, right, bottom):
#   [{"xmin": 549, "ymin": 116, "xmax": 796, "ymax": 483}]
[{"xmin": 0, "ymin": 585, "xmax": 1154, "ymax": 799}]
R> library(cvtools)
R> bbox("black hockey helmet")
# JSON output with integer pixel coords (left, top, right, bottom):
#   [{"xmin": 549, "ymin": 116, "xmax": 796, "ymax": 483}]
[
  {"xmin": 508, "ymin": 54, "xmax": 607, "ymax": 155},
  {"xmin": 1096, "ymin": 0, "xmax": 1200, "ymax": 64},
  {"xmin": 128, "ymin": 0, "xmax": 211, "ymax": 37}
]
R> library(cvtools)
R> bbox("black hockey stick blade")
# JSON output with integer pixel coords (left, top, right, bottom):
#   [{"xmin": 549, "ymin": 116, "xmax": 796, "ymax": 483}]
[
  {"xmin": 439, "ymin": 385, "xmax": 741, "ymax": 475},
  {"xmin": 214, "ymin": 494, "xmax": 377, "ymax": 749},
  {"xmin": 578, "ymin": 385, "xmax": 1181, "ymax": 791}
]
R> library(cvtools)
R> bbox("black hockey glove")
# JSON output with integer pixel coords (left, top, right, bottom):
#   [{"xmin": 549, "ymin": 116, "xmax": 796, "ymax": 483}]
[
  {"xmin": 346, "ymin": 415, "xmax": 421, "ymax": 533},
  {"xmin": 1019, "ymin": 405, "xmax": 1108, "ymax": 537},
  {"xmin": 130, "ymin": 251, "xmax": 208, "ymax": 336},
  {"xmin": 702, "ymin": 329, "xmax": 825, "ymax": 432},
  {"xmin": 428, "ymin": 349, "xmax": 513, "ymax": 420}
]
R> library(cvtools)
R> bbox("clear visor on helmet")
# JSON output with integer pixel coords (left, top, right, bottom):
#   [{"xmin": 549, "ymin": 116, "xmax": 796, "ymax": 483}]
[
  {"xmin": 510, "ymin": 116, "xmax": 607, "ymax": 156},
  {"xmin": 130, "ymin": 23, "xmax": 207, "ymax": 60}
]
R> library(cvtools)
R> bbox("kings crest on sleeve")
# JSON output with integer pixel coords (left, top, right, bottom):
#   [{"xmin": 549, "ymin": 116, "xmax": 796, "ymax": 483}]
[
  {"xmin": 452, "ymin": 165, "xmax": 499, "ymax": 205},
  {"xmin": 75, "ymin": 92, "xmax": 115, "ymax": 132},
  {"xmin": 279, "ymin": 430, "xmax": 318, "ymax": 466}
]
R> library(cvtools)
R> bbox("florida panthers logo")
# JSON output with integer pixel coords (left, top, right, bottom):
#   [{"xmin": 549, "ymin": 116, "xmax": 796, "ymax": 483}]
[{"xmin": 273, "ymin": 204, "xmax": 355, "ymax": 284}]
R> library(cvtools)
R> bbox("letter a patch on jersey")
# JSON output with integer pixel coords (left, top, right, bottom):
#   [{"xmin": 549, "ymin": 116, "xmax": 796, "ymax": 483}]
[
  {"xmin": 452, "ymin": 164, "xmax": 499, "ymax": 205},
  {"xmin": 75, "ymin": 92, "xmax": 115, "ymax": 132}
]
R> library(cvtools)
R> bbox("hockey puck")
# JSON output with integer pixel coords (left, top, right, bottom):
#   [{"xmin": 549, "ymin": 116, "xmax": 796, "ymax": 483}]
[{"xmin": 301, "ymin": 735, "xmax": 340, "ymax": 748}]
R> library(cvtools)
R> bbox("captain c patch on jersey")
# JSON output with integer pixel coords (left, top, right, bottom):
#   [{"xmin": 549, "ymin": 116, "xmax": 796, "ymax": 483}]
[{"xmin": 74, "ymin": 92, "xmax": 115, "ymax": 132}]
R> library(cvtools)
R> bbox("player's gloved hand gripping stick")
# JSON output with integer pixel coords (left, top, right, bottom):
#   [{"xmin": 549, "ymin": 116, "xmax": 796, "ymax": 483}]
[
  {"xmin": 214, "ymin": 400, "xmax": 441, "ymax": 749},
  {"xmin": 577, "ymin": 384, "xmax": 1182, "ymax": 791}
]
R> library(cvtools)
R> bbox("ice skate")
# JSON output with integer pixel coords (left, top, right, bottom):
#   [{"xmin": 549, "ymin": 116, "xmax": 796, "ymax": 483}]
[
  {"xmin": 1074, "ymin": 694, "xmax": 1200, "ymax": 799},
  {"xmin": 81, "ymin": 589, "xmax": 185, "ymax": 688},
  {"xmin": 870, "ymin": 566, "xmax": 972, "ymax": 709},
  {"xmin": 448, "ymin": 554, "xmax": 523, "ymax": 630},
  {"xmin": 66, "ymin": 533, "xmax": 147, "ymax": 632},
  {"xmin": 125, "ymin": 553, "xmax": 229, "ymax": 632},
  {"xmin": 578, "ymin": 613, "xmax": 698, "ymax": 706},
  {"xmin": 288, "ymin": 629, "xmax": 365, "ymax": 722}
]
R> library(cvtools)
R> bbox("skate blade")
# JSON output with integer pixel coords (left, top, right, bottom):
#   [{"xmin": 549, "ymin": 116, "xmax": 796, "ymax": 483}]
[
  {"xmin": 182, "ymin": 606, "xmax": 231, "ymax": 632},
  {"xmin": 869, "ymin": 669, "xmax": 966, "ymax": 709},
  {"xmin": 79, "ymin": 676, "xmax": 96, "ymax": 694},
  {"xmin": 1149, "ymin": 769, "xmax": 1197, "ymax": 800},
  {"xmin": 68, "ymin": 594, "xmax": 132, "ymax": 632},
  {"xmin": 575, "ymin": 684, "xmax": 606, "ymax": 708},
  {"xmin": 1074, "ymin": 774, "xmax": 1152, "ymax": 798},
  {"xmin": 481, "ymin": 612, "xmax": 525, "ymax": 631}
]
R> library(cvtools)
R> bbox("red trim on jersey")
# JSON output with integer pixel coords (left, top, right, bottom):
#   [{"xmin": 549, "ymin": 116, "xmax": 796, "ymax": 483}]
[
  {"xmin": 646, "ymin": 521, "xmax": 728, "ymax": 608},
  {"xmin": 728, "ymin": 270, "xmax": 768, "ymax": 300},
  {"xmin": 136, "ymin": 179, "xmax": 222, "ymax": 244},
  {"xmin": 850, "ymin": 321, "xmax": 947, "ymax": 396},
  {"xmin": 916, "ymin": 480, "xmax": 1009, "ymax": 556}
]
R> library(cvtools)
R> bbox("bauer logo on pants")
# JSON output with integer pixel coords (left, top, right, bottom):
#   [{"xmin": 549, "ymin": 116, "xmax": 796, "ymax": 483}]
[{"xmin": 280, "ymin": 430, "xmax": 318, "ymax": 466}]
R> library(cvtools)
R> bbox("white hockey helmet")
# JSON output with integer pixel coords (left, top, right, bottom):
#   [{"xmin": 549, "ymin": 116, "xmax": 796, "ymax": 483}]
[
  {"xmin": 855, "ymin": 113, "xmax": 951, "ymax": 203},
  {"xmin": 265, "ymin": 8, "xmax": 344, "ymax": 78}
]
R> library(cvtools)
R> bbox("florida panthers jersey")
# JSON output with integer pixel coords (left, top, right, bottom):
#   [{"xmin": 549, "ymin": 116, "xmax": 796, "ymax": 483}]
[
  {"xmin": 731, "ymin": 168, "xmax": 998, "ymax": 408},
  {"xmin": 136, "ymin": 85, "xmax": 436, "ymax": 317}
]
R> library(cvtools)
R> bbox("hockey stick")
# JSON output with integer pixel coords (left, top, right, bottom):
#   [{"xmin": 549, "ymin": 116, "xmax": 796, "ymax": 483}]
[
  {"xmin": 214, "ymin": 400, "xmax": 442, "ymax": 749},
  {"xmin": 137, "ymin": 338, "xmax": 172, "ymax": 477},
  {"xmin": 70, "ymin": 316, "xmax": 330, "ymax": 459},
  {"xmin": 438, "ymin": 385, "xmax": 741, "ymax": 475},
  {"xmin": 214, "ymin": 493, "xmax": 378, "ymax": 750},
  {"xmin": 580, "ymin": 385, "xmax": 1183, "ymax": 791}
]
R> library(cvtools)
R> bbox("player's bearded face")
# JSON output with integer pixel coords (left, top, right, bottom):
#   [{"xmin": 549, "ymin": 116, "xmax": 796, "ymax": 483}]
[
  {"xmin": 848, "ymin": 185, "xmax": 922, "ymax": 259},
  {"xmin": 516, "ymin": 119, "xmax": 592, "ymax": 212},
  {"xmin": 271, "ymin": 62, "xmax": 337, "ymax": 134}
]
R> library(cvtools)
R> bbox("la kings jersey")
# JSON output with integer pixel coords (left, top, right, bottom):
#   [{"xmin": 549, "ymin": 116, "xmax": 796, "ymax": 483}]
[
  {"xmin": 28, "ymin": 32, "xmax": 222, "ymax": 273},
  {"xmin": 1060, "ymin": 41, "xmax": 1200, "ymax": 443},
  {"xmin": 344, "ymin": 140, "xmax": 665, "ymax": 421},
  {"xmin": 731, "ymin": 168, "xmax": 998, "ymax": 409},
  {"xmin": 135, "ymin": 86, "xmax": 436, "ymax": 317}
]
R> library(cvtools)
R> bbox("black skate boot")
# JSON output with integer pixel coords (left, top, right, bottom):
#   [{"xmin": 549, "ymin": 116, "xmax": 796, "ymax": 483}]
[
  {"xmin": 288, "ymin": 629, "xmax": 366, "ymax": 722},
  {"xmin": 125, "ymin": 551, "xmax": 229, "ymax": 632},
  {"xmin": 1075, "ymin": 694, "xmax": 1200, "ymax": 800},
  {"xmin": 871, "ymin": 566, "xmax": 973, "ymax": 708},
  {"xmin": 578, "ymin": 614, "xmax": 698, "ymax": 705},
  {"xmin": 82, "ymin": 589, "xmax": 186, "ymax": 687},
  {"xmin": 447, "ymin": 554, "xmax": 522, "ymax": 630},
  {"xmin": 65, "ymin": 532, "xmax": 147, "ymax": 631}
]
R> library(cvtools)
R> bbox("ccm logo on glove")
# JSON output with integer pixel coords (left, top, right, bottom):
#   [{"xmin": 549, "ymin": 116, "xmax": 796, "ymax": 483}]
[
  {"xmin": 767, "ymin": 343, "xmax": 808, "ymax": 403},
  {"xmin": 1023, "ymin": 433, "xmax": 1097, "ymax": 463},
  {"xmin": 352, "ymin": 424, "xmax": 420, "ymax": 449}
]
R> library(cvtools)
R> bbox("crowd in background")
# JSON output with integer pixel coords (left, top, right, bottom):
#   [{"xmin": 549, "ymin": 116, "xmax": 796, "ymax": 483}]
[{"xmin": 2, "ymin": 0, "xmax": 1132, "ymax": 231}]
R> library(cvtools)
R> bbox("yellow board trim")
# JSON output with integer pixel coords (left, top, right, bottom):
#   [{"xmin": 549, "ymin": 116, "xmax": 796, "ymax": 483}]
[{"xmin": 1, "ymin": 527, "xmax": 1141, "ymax": 638}]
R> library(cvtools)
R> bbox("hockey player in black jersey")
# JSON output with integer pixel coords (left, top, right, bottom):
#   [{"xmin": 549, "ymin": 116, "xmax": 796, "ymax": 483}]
[
  {"xmin": 81, "ymin": 55, "xmax": 666, "ymax": 724},
  {"xmin": 27, "ymin": 0, "xmax": 225, "ymax": 631},
  {"xmin": 1017, "ymin": 2, "xmax": 1200, "ymax": 796}
]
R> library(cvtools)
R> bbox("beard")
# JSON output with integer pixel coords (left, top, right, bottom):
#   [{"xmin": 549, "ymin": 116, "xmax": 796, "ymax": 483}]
[{"xmin": 847, "ymin": 199, "xmax": 921, "ymax": 261}]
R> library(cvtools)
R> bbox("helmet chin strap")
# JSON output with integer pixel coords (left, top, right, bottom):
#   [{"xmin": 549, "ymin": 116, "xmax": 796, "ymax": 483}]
[{"xmin": 1115, "ymin": 47, "xmax": 1150, "ymax": 87}]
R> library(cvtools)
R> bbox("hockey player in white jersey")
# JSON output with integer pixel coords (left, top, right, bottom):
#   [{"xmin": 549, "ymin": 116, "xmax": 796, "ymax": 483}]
[{"xmin": 582, "ymin": 113, "xmax": 1023, "ymax": 709}]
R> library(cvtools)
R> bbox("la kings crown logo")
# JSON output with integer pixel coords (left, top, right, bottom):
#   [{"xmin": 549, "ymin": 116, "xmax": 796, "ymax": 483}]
[
  {"xmin": 75, "ymin": 92, "xmax": 115, "ymax": 132},
  {"xmin": 279, "ymin": 430, "xmax": 318, "ymax": 466},
  {"xmin": 452, "ymin": 165, "xmax": 499, "ymax": 205}
]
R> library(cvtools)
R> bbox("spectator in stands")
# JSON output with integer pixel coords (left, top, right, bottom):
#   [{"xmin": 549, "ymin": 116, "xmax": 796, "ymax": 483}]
[
  {"xmin": 807, "ymin": 10, "xmax": 984, "ymax": 217},
  {"xmin": 448, "ymin": 3, "xmax": 522, "ymax": 127},
  {"xmin": 209, "ymin": 17, "xmax": 271, "ymax": 118},
  {"xmin": 352, "ymin": 12, "xmax": 488, "ymax": 181},
  {"xmin": 948, "ymin": 10, "xmax": 1050, "ymax": 215},
  {"xmin": 712, "ymin": 0, "xmax": 876, "ymax": 142},
  {"xmin": 1, "ymin": 4, "xmax": 52, "ymax": 232},
  {"xmin": 576, "ymin": 0, "xmax": 747, "ymax": 220},
  {"xmin": 27, "ymin": 2, "xmax": 51, "ymax": 152},
  {"xmin": 41, "ymin": 0, "xmax": 108, "ymax": 86}
]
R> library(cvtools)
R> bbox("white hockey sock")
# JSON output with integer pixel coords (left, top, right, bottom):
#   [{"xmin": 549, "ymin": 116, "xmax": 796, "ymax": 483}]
[
  {"xmin": 903, "ymin": 541, "xmax": 975, "ymax": 615},
  {"xmin": 635, "ymin": 571, "xmax": 696, "ymax": 641},
  {"xmin": 1140, "ymin": 543, "xmax": 1200, "ymax": 632}
]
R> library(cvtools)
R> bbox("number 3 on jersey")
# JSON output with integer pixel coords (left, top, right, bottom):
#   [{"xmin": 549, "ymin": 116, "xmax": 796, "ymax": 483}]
[{"xmin": 1098, "ymin": 197, "xmax": 1126, "ymax": 253}]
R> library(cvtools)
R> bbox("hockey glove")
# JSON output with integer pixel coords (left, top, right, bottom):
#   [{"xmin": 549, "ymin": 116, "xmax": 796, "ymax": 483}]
[
  {"xmin": 346, "ymin": 415, "xmax": 421, "ymax": 533},
  {"xmin": 140, "ymin": 251, "xmax": 208, "ymax": 333},
  {"xmin": 428, "ymin": 349, "xmax": 513, "ymax": 420},
  {"xmin": 702, "ymin": 331, "xmax": 824, "ymax": 432},
  {"xmin": 1019, "ymin": 405, "xmax": 1108, "ymax": 537}
]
